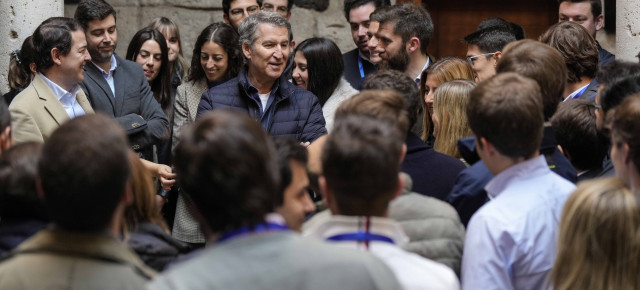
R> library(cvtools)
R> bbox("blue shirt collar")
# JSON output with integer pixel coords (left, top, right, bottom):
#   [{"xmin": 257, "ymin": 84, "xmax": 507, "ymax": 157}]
[{"xmin": 92, "ymin": 54, "xmax": 118, "ymax": 76}]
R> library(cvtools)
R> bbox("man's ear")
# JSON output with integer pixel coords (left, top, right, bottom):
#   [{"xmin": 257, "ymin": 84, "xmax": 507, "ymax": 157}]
[
  {"xmin": 0, "ymin": 126, "xmax": 12, "ymax": 153},
  {"xmin": 622, "ymin": 143, "xmax": 632, "ymax": 165},
  {"xmin": 399, "ymin": 143, "xmax": 407, "ymax": 164},
  {"xmin": 223, "ymin": 14, "xmax": 230, "ymax": 25},
  {"xmin": 595, "ymin": 14, "xmax": 604, "ymax": 31},
  {"xmin": 391, "ymin": 173, "xmax": 404, "ymax": 201},
  {"xmin": 479, "ymin": 137, "xmax": 495, "ymax": 156},
  {"xmin": 492, "ymin": 51, "xmax": 502, "ymax": 64},
  {"xmin": 319, "ymin": 176, "xmax": 339, "ymax": 214},
  {"xmin": 51, "ymin": 48, "xmax": 62, "ymax": 66},
  {"xmin": 242, "ymin": 43, "xmax": 252, "ymax": 60},
  {"xmin": 406, "ymin": 37, "xmax": 420, "ymax": 54}
]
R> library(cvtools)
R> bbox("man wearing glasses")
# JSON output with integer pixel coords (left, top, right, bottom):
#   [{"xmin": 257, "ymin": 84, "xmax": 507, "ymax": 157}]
[
  {"xmin": 463, "ymin": 28, "xmax": 516, "ymax": 82},
  {"xmin": 261, "ymin": 0, "xmax": 292, "ymax": 20},
  {"xmin": 223, "ymin": 0, "xmax": 261, "ymax": 30}
]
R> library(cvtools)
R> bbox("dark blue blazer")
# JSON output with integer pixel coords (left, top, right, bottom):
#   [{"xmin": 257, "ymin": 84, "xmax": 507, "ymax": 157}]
[
  {"xmin": 401, "ymin": 133, "xmax": 466, "ymax": 201},
  {"xmin": 197, "ymin": 68, "xmax": 326, "ymax": 142}
]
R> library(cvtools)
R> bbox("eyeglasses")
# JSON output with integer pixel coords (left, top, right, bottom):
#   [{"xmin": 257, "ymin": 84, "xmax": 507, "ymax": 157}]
[
  {"xmin": 466, "ymin": 52, "xmax": 496, "ymax": 65},
  {"xmin": 262, "ymin": 3, "xmax": 288, "ymax": 14},
  {"xmin": 229, "ymin": 5, "xmax": 260, "ymax": 17},
  {"xmin": 592, "ymin": 104, "xmax": 602, "ymax": 109}
]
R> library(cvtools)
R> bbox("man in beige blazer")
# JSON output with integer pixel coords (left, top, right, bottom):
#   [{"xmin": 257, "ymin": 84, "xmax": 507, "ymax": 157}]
[{"xmin": 10, "ymin": 17, "xmax": 93, "ymax": 144}]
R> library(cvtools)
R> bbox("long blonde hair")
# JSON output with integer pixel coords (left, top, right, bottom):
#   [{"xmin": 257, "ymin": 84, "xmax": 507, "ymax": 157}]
[
  {"xmin": 433, "ymin": 79, "xmax": 476, "ymax": 158},
  {"xmin": 550, "ymin": 177, "xmax": 640, "ymax": 290},
  {"xmin": 420, "ymin": 57, "xmax": 476, "ymax": 141},
  {"xmin": 122, "ymin": 151, "xmax": 168, "ymax": 238}
]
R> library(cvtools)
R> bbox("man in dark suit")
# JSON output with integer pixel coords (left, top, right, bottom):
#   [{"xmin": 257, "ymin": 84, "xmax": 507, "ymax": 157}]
[
  {"xmin": 74, "ymin": 0, "xmax": 168, "ymax": 160},
  {"xmin": 558, "ymin": 0, "xmax": 614, "ymax": 66},
  {"xmin": 342, "ymin": 0, "xmax": 389, "ymax": 90}
]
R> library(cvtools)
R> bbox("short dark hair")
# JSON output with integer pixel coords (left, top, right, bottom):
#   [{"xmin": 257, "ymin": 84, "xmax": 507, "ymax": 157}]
[
  {"xmin": 174, "ymin": 110, "xmax": 279, "ymax": 234},
  {"xmin": 273, "ymin": 137, "xmax": 308, "ymax": 207},
  {"xmin": 74, "ymin": 0, "xmax": 117, "ymax": 30},
  {"xmin": 39, "ymin": 114, "xmax": 130, "ymax": 232},
  {"xmin": 294, "ymin": 38, "xmax": 343, "ymax": 106},
  {"xmin": 0, "ymin": 142, "xmax": 48, "ymax": 221},
  {"xmin": 551, "ymin": 99, "xmax": 608, "ymax": 171},
  {"xmin": 464, "ymin": 28, "xmax": 517, "ymax": 54},
  {"xmin": 600, "ymin": 73, "xmax": 640, "ymax": 115},
  {"xmin": 335, "ymin": 89, "xmax": 409, "ymax": 140},
  {"xmin": 596, "ymin": 61, "xmax": 640, "ymax": 88},
  {"xmin": 32, "ymin": 17, "xmax": 83, "ymax": 72},
  {"xmin": 539, "ymin": 21, "xmax": 599, "ymax": 83},
  {"xmin": 558, "ymin": 0, "xmax": 602, "ymax": 18},
  {"xmin": 370, "ymin": 3, "xmax": 433, "ymax": 54},
  {"xmin": 477, "ymin": 17, "xmax": 525, "ymax": 40},
  {"xmin": 362, "ymin": 69, "xmax": 420, "ymax": 129},
  {"xmin": 611, "ymin": 95, "xmax": 640, "ymax": 174},
  {"xmin": 496, "ymin": 39, "xmax": 567, "ymax": 120},
  {"xmin": 188, "ymin": 22, "xmax": 243, "ymax": 84},
  {"xmin": 126, "ymin": 27, "xmax": 172, "ymax": 118},
  {"xmin": 343, "ymin": 0, "xmax": 390, "ymax": 21},
  {"xmin": 223, "ymin": 0, "xmax": 260, "ymax": 15},
  {"xmin": 322, "ymin": 115, "xmax": 403, "ymax": 216},
  {"xmin": 468, "ymin": 72, "xmax": 544, "ymax": 159}
]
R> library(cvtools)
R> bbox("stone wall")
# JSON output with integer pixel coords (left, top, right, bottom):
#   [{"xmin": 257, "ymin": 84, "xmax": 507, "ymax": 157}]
[{"xmin": 63, "ymin": 0, "xmax": 356, "ymax": 64}]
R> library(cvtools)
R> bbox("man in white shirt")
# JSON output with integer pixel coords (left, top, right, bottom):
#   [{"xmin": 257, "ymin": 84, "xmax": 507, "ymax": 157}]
[
  {"xmin": 461, "ymin": 72, "xmax": 576, "ymax": 290},
  {"xmin": 10, "ymin": 17, "xmax": 93, "ymax": 144},
  {"xmin": 304, "ymin": 96, "xmax": 460, "ymax": 290}
]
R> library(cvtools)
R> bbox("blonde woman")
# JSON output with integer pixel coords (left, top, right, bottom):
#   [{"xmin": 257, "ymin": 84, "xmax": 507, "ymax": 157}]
[
  {"xmin": 550, "ymin": 177, "xmax": 640, "ymax": 290},
  {"xmin": 420, "ymin": 57, "xmax": 476, "ymax": 144},
  {"xmin": 432, "ymin": 79, "xmax": 476, "ymax": 161}
]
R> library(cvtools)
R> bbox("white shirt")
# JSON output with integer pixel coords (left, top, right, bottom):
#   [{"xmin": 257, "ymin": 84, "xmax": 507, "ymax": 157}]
[
  {"xmin": 39, "ymin": 73, "xmax": 85, "ymax": 119},
  {"xmin": 258, "ymin": 92, "xmax": 270, "ymax": 113},
  {"xmin": 305, "ymin": 215, "xmax": 460, "ymax": 290},
  {"xmin": 92, "ymin": 55, "xmax": 118, "ymax": 97},
  {"xmin": 563, "ymin": 83, "xmax": 589, "ymax": 102},
  {"xmin": 414, "ymin": 57, "xmax": 432, "ymax": 86},
  {"xmin": 461, "ymin": 155, "xmax": 576, "ymax": 290}
]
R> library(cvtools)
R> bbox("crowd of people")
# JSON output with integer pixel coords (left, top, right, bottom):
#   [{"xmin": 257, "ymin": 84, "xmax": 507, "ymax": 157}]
[{"xmin": 0, "ymin": 0, "xmax": 639, "ymax": 289}]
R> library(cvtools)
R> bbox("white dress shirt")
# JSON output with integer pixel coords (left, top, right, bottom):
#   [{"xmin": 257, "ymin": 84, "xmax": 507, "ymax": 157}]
[{"xmin": 39, "ymin": 73, "xmax": 86, "ymax": 119}]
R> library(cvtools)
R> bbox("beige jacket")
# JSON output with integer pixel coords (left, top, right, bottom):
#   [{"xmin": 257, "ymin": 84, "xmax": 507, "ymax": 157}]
[
  {"xmin": 9, "ymin": 74, "xmax": 93, "ymax": 144},
  {"xmin": 0, "ymin": 229, "xmax": 155, "ymax": 289}
]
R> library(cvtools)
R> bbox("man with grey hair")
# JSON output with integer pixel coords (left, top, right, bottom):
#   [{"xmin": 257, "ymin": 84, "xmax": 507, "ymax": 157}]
[{"xmin": 198, "ymin": 12, "xmax": 326, "ymax": 143}]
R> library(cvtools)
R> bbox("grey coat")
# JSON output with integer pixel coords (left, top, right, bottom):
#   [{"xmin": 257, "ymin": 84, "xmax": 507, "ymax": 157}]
[{"xmin": 148, "ymin": 232, "xmax": 402, "ymax": 290}]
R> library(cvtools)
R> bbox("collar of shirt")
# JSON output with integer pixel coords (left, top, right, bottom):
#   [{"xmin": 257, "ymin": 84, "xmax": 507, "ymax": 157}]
[
  {"xmin": 414, "ymin": 57, "xmax": 431, "ymax": 85},
  {"xmin": 564, "ymin": 83, "xmax": 590, "ymax": 102},
  {"xmin": 92, "ymin": 54, "xmax": 118, "ymax": 78},
  {"xmin": 358, "ymin": 51, "xmax": 374, "ymax": 65},
  {"xmin": 485, "ymin": 155, "xmax": 550, "ymax": 200},
  {"xmin": 39, "ymin": 72, "xmax": 81, "ymax": 105},
  {"xmin": 304, "ymin": 215, "xmax": 409, "ymax": 247}
]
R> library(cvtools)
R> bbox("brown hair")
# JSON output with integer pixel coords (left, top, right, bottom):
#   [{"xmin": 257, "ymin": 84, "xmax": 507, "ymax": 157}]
[
  {"xmin": 611, "ymin": 94, "xmax": 640, "ymax": 174},
  {"xmin": 148, "ymin": 17, "xmax": 189, "ymax": 79},
  {"xmin": 496, "ymin": 39, "xmax": 567, "ymax": 120},
  {"xmin": 322, "ymin": 115, "xmax": 403, "ymax": 216},
  {"xmin": 123, "ymin": 151, "xmax": 168, "ymax": 237},
  {"xmin": 433, "ymin": 79, "xmax": 476, "ymax": 158},
  {"xmin": 335, "ymin": 89, "xmax": 409, "ymax": 140},
  {"xmin": 550, "ymin": 177, "xmax": 640, "ymax": 290},
  {"xmin": 539, "ymin": 21, "xmax": 599, "ymax": 83},
  {"xmin": 420, "ymin": 57, "xmax": 476, "ymax": 141},
  {"xmin": 467, "ymin": 72, "xmax": 543, "ymax": 159}
]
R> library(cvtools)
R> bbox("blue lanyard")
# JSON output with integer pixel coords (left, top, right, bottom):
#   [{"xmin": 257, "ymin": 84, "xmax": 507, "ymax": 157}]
[
  {"xmin": 357, "ymin": 55, "xmax": 365, "ymax": 79},
  {"xmin": 572, "ymin": 85, "xmax": 589, "ymax": 99},
  {"xmin": 218, "ymin": 222, "xmax": 289, "ymax": 243},
  {"xmin": 326, "ymin": 232, "xmax": 394, "ymax": 244}
]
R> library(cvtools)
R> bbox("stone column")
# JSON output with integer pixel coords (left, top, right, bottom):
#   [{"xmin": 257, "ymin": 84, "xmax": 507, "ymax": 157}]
[
  {"xmin": 616, "ymin": 0, "xmax": 640, "ymax": 61},
  {"xmin": 0, "ymin": 0, "xmax": 63, "ymax": 95}
]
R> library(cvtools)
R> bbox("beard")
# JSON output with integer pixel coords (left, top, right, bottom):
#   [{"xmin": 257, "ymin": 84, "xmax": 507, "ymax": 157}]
[
  {"xmin": 380, "ymin": 47, "xmax": 409, "ymax": 72},
  {"xmin": 89, "ymin": 42, "xmax": 116, "ymax": 64}
]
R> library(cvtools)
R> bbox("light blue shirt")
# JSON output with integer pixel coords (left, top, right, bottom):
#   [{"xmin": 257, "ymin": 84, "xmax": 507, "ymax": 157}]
[
  {"xmin": 39, "ymin": 73, "xmax": 86, "ymax": 119},
  {"xmin": 92, "ymin": 55, "xmax": 118, "ymax": 97},
  {"xmin": 461, "ymin": 155, "xmax": 575, "ymax": 290}
]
